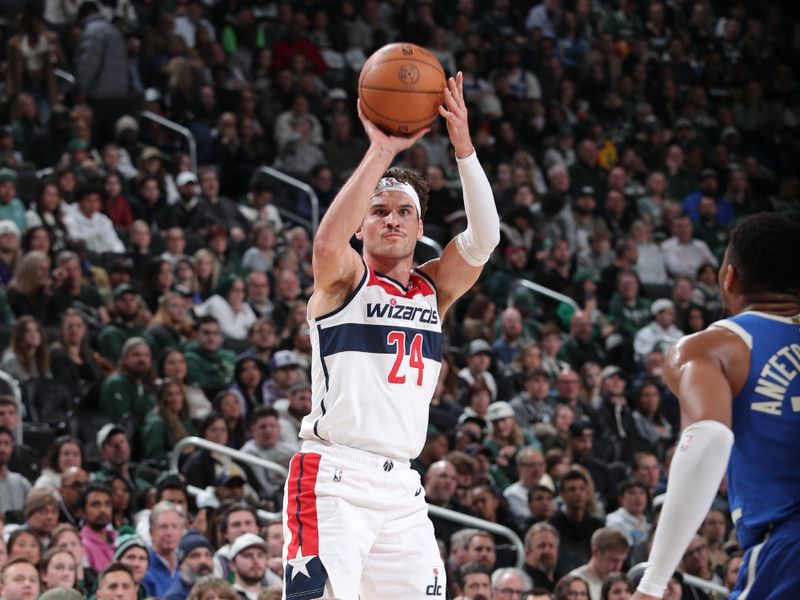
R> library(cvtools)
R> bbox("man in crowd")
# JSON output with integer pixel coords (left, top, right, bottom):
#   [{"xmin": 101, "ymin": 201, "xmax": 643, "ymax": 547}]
[
  {"xmin": 80, "ymin": 483, "xmax": 116, "ymax": 572},
  {"xmin": 510, "ymin": 369, "xmax": 555, "ymax": 428},
  {"xmin": 606, "ymin": 479, "xmax": 652, "ymax": 547},
  {"xmin": 229, "ymin": 533, "xmax": 270, "ymax": 600},
  {"xmin": 275, "ymin": 382, "xmax": 312, "ymax": 449},
  {"xmin": 94, "ymin": 424, "xmax": 150, "ymax": 493},
  {"xmin": 99, "ymin": 338, "xmax": 155, "ymax": 422},
  {"xmin": 262, "ymin": 350, "xmax": 300, "ymax": 405},
  {"xmin": 163, "ymin": 530, "xmax": 214, "ymax": 600},
  {"xmin": 0, "ymin": 426, "xmax": 31, "ymax": 519},
  {"xmin": 504, "ymin": 447, "xmax": 548, "ymax": 525},
  {"xmin": 98, "ymin": 285, "xmax": 147, "ymax": 362},
  {"xmin": 549, "ymin": 469, "xmax": 604, "ymax": 574},
  {"xmin": 95, "ymin": 563, "xmax": 139, "ymax": 600},
  {"xmin": 240, "ymin": 406, "xmax": 295, "ymax": 498},
  {"xmin": 0, "ymin": 397, "xmax": 39, "ymax": 483},
  {"xmin": 184, "ymin": 316, "xmax": 237, "ymax": 398},
  {"xmin": 458, "ymin": 562, "xmax": 492, "ymax": 600},
  {"xmin": 569, "ymin": 528, "xmax": 630, "ymax": 600},
  {"xmin": 491, "ymin": 568, "xmax": 531, "ymax": 600},
  {"xmin": 0, "ymin": 558, "xmax": 40, "ymax": 600},
  {"xmin": 465, "ymin": 531, "xmax": 497, "ymax": 571},
  {"xmin": 59, "ymin": 466, "xmax": 88, "ymax": 524},
  {"xmin": 523, "ymin": 523, "xmax": 561, "ymax": 592},
  {"xmin": 23, "ymin": 487, "xmax": 60, "ymax": 547},
  {"xmin": 212, "ymin": 503, "xmax": 261, "ymax": 581},
  {"xmin": 141, "ymin": 501, "xmax": 186, "ymax": 597}
]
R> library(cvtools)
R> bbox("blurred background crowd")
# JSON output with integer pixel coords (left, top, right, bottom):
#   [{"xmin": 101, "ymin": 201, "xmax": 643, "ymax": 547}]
[{"xmin": 0, "ymin": 0, "xmax": 797, "ymax": 598}]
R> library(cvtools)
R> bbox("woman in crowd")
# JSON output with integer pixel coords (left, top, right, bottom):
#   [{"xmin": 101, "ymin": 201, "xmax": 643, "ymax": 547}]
[
  {"xmin": 215, "ymin": 390, "xmax": 248, "ymax": 449},
  {"xmin": 147, "ymin": 291, "xmax": 194, "ymax": 358},
  {"xmin": 186, "ymin": 577, "xmax": 240, "ymax": 600},
  {"xmin": 22, "ymin": 226, "xmax": 52, "ymax": 258},
  {"xmin": 49, "ymin": 309, "xmax": 108, "ymax": 398},
  {"xmin": 461, "ymin": 381, "xmax": 492, "ymax": 423},
  {"xmin": 159, "ymin": 348, "xmax": 212, "ymax": 419},
  {"xmin": 578, "ymin": 361, "xmax": 602, "ymax": 406},
  {"xmin": 181, "ymin": 412, "xmax": 236, "ymax": 489},
  {"xmin": 140, "ymin": 379, "xmax": 198, "ymax": 462},
  {"xmin": 632, "ymin": 378, "xmax": 673, "ymax": 460},
  {"xmin": 7, "ymin": 250, "xmax": 55, "ymax": 323},
  {"xmin": 0, "ymin": 315, "xmax": 50, "ymax": 381},
  {"xmin": 107, "ymin": 475, "xmax": 135, "ymax": 529},
  {"xmin": 34, "ymin": 435, "xmax": 82, "ymax": 490},
  {"xmin": 194, "ymin": 275, "xmax": 256, "ymax": 340},
  {"xmin": 555, "ymin": 575, "xmax": 591, "ymax": 600},
  {"xmin": 241, "ymin": 219, "xmax": 277, "ymax": 273},
  {"xmin": 51, "ymin": 524, "xmax": 96, "ymax": 594},
  {"xmin": 206, "ymin": 224, "xmax": 241, "ymax": 278},
  {"xmin": 140, "ymin": 258, "xmax": 175, "ymax": 313},
  {"xmin": 7, "ymin": 529, "xmax": 42, "ymax": 564},
  {"xmin": 103, "ymin": 172, "xmax": 133, "ymax": 231},
  {"xmin": 193, "ymin": 248, "xmax": 220, "ymax": 301},
  {"xmin": 39, "ymin": 546, "xmax": 78, "ymax": 592},
  {"xmin": 25, "ymin": 180, "xmax": 68, "ymax": 254},
  {"xmin": 228, "ymin": 356, "xmax": 266, "ymax": 418},
  {"xmin": 600, "ymin": 572, "xmax": 634, "ymax": 600}
]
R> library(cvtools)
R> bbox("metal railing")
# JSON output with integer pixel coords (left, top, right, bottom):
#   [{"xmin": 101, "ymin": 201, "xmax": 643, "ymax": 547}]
[
  {"xmin": 170, "ymin": 436, "xmax": 288, "ymax": 479},
  {"xmin": 507, "ymin": 278, "xmax": 580, "ymax": 312},
  {"xmin": 627, "ymin": 563, "xmax": 729, "ymax": 598},
  {"xmin": 256, "ymin": 166, "xmax": 319, "ymax": 235},
  {"xmin": 169, "ymin": 437, "xmax": 524, "ymax": 567},
  {"xmin": 428, "ymin": 504, "xmax": 525, "ymax": 569},
  {"xmin": 419, "ymin": 236, "xmax": 443, "ymax": 257},
  {"xmin": 140, "ymin": 110, "xmax": 197, "ymax": 172},
  {"xmin": 54, "ymin": 68, "xmax": 76, "ymax": 88}
]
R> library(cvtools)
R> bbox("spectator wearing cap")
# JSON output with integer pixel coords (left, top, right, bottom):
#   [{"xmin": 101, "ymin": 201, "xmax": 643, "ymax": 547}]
[
  {"xmin": 485, "ymin": 400, "xmax": 541, "ymax": 463},
  {"xmin": 240, "ymin": 407, "xmax": 295, "ymax": 498},
  {"xmin": 0, "ymin": 168, "xmax": 27, "ymax": 233},
  {"xmin": 98, "ymin": 338, "xmax": 156, "ymax": 422},
  {"xmin": 62, "ymin": 184, "xmax": 125, "ymax": 254},
  {"xmin": 605, "ymin": 479, "xmax": 651, "ymax": 548},
  {"xmin": 681, "ymin": 168, "xmax": 735, "ymax": 227},
  {"xmin": 74, "ymin": 2, "xmax": 135, "ymax": 146},
  {"xmin": 184, "ymin": 316, "xmax": 237, "ymax": 398},
  {"xmin": 114, "ymin": 533, "xmax": 150, "ymax": 599},
  {"xmin": 94, "ymin": 425, "xmax": 150, "ymax": 493},
  {"xmin": 571, "ymin": 186, "xmax": 610, "ymax": 255},
  {"xmin": 0, "ymin": 425, "xmax": 32, "ymax": 516},
  {"xmin": 141, "ymin": 502, "xmax": 186, "ymax": 597},
  {"xmin": 510, "ymin": 368, "xmax": 556, "ymax": 428},
  {"xmin": 274, "ymin": 382, "xmax": 312, "ymax": 450},
  {"xmin": 195, "ymin": 466, "xmax": 254, "ymax": 512},
  {"xmin": 171, "ymin": 171, "xmax": 204, "ymax": 230},
  {"xmin": 459, "ymin": 340, "xmax": 498, "ymax": 402},
  {"xmin": 262, "ymin": 350, "xmax": 300, "ymax": 405},
  {"xmin": 633, "ymin": 299, "xmax": 684, "ymax": 362},
  {"xmin": 229, "ymin": 533, "xmax": 269, "ymax": 600},
  {"xmin": 0, "ymin": 218, "xmax": 21, "ymax": 290},
  {"xmin": 163, "ymin": 530, "xmax": 214, "ymax": 600},
  {"xmin": 23, "ymin": 487, "xmax": 59, "ymax": 547},
  {"xmin": 79, "ymin": 483, "xmax": 116, "ymax": 572},
  {"xmin": 0, "ymin": 395, "xmax": 41, "ymax": 483},
  {"xmin": 592, "ymin": 366, "xmax": 641, "ymax": 464}
]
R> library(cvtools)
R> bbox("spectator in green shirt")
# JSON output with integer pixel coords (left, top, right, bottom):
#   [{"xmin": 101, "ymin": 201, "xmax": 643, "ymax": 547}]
[
  {"xmin": 140, "ymin": 379, "xmax": 197, "ymax": 462},
  {"xmin": 98, "ymin": 284, "xmax": 148, "ymax": 363},
  {"xmin": 184, "ymin": 316, "xmax": 236, "ymax": 398},
  {"xmin": 0, "ymin": 168, "xmax": 27, "ymax": 233},
  {"xmin": 99, "ymin": 337, "xmax": 156, "ymax": 422},
  {"xmin": 607, "ymin": 271, "xmax": 651, "ymax": 337}
]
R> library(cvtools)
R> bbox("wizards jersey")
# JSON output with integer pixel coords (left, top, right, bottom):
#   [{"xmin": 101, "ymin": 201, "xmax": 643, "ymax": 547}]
[
  {"xmin": 299, "ymin": 263, "xmax": 443, "ymax": 461},
  {"xmin": 712, "ymin": 311, "xmax": 800, "ymax": 550}
]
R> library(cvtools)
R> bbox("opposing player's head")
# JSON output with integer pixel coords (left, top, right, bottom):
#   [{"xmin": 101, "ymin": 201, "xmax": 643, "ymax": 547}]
[
  {"xmin": 721, "ymin": 213, "xmax": 800, "ymax": 313},
  {"xmin": 356, "ymin": 168, "xmax": 429, "ymax": 260}
]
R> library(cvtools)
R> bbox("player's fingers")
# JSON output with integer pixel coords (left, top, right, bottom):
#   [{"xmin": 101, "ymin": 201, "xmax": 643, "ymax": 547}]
[{"xmin": 409, "ymin": 126, "xmax": 431, "ymax": 144}]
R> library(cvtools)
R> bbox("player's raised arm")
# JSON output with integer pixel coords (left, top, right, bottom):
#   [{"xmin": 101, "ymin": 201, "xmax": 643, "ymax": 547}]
[
  {"xmin": 633, "ymin": 329, "xmax": 739, "ymax": 600},
  {"xmin": 420, "ymin": 71, "xmax": 500, "ymax": 315},
  {"xmin": 311, "ymin": 102, "xmax": 429, "ymax": 296}
]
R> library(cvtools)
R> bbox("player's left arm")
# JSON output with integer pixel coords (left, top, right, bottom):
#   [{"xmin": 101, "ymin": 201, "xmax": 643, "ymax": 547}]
[
  {"xmin": 633, "ymin": 328, "xmax": 743, "ymax": 600},
  {"xmin": 419, "ymin": 72, "xmax": 500, "ymax": 316}
]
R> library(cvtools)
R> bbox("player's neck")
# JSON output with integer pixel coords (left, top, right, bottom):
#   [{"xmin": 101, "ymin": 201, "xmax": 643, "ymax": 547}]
[
  {"xmin": 364, "ymin": 253, "xmax": 414, "ymax": 286},
  {"xmin": 737, "ymin": 294, "xmax": 800, "ymax": 317}
]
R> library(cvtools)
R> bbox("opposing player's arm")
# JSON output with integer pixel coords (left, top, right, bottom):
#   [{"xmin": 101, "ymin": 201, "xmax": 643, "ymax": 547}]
[
  {"xmin": 419, "ymin": 72, "xmax": 499, "ymax": 316},
  {"xmin": 633, "ymin": 328, "xmax": 744, "ymax": 600},
  {"xmin": 311, "ymin": 102, "xmax": 429, "ymax": 311}
]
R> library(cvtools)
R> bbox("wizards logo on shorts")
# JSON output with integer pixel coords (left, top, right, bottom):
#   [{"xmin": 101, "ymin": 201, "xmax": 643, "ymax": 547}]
[{"xmin": 425, "ymin": 568, "xmax": 444, "ymax": 596}]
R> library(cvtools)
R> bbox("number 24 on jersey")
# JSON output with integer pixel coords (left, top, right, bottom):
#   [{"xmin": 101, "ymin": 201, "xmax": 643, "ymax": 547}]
[{"xmin": 386, "ymin": 331, "xmax": 424, "ymax": 386}]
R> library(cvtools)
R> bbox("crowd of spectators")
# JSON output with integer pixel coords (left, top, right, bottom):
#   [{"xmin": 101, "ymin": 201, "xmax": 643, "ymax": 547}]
[{"xmin": 0, "ymin": 0, "xmax": 798, "ymax": 599}]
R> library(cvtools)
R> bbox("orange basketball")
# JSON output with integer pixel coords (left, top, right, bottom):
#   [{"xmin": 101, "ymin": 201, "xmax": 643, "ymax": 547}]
[{"xmin": 358, "ymin": 43, "xmax": 446, "ymax": 136}]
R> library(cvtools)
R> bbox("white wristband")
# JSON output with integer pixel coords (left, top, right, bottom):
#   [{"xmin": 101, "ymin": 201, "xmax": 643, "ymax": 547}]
[
  {"xmin": 638, "ymin": 420, "xmax": 734, "ymax": 597},
  {"xmin": 453, "ymin": 151, "xmax": 500, "ymax": 267}
]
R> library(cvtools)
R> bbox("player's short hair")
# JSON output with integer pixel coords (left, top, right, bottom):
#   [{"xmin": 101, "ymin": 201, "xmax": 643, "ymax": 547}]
[
  {"xmin": 590, "ymin": 527, "xmax": 629, "ymax": 552},
  {"xmin": 383, "ymin": 167, "xmax": 429, "ymax": 219},
  {"xmin": 727, "ymin": 213, "xmax": 800, "ymax": 296}
]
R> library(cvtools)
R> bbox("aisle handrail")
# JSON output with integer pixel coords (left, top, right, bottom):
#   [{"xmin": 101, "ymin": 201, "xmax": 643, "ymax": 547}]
[
  {"xmin": 255, "ymin": 166, "xmax": 319, "ymax": 235},
  {"xmin": 140, "ymin": 110, "xmax": 197, "ymax": 172},
  {"xmin": 169, "ymin": 436, "xmax": 288, "ymax": 478},
  {"xmin": 507, "ymin": 278, "xmax": 580, "ymax": 311}
]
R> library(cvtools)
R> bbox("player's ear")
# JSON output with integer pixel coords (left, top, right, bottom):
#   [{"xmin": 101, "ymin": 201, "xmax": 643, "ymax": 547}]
[
  {"xmin": 355, "ymin": 226, "xmax": 364, "ymax": 240},
  {"xmin": 417, "ymin": 218, "xmax": 423, "ymax": 241}
]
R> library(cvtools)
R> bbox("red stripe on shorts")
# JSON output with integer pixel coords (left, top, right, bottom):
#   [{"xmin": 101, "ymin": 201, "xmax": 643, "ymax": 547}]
[{"xmin": 287, "ymin": 452, "xmax": 322, "ymax": 557}]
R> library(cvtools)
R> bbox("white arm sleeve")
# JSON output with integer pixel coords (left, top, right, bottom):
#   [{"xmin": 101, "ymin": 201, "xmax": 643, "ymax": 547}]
[
  {"xmin": 453, "ymin": 151, "xmax": 500, "ymax": 267},
  {"xmin": 638, "ymin": 420, "xmax": 734, "ymax": 597}
]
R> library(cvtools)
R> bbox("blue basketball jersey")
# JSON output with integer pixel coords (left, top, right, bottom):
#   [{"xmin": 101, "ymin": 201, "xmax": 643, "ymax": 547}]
[{"xmin": 713, "ymin": 311, "xmax": 800, "ymax": 550}]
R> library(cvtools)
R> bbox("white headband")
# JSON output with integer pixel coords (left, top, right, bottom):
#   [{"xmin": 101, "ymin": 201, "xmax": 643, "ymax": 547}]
[{"xmin": 371, "ymin": 177, "xmax": 421, "ymax": 217}]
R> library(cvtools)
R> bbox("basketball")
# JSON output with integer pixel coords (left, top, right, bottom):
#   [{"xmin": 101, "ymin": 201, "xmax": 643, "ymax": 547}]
[{"xmin": 358, "ymin": 43, "xmax": 446, "ymax": 136}]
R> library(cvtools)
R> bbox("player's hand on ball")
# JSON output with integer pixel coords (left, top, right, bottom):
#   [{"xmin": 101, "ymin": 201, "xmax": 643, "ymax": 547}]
[
  {"xmin": 358, "ymin": 98, "xmax": 429, "ymax": 154},
  {"xmin": 439, "ymin": 71, "xmax": 474, "ymax": 158}
]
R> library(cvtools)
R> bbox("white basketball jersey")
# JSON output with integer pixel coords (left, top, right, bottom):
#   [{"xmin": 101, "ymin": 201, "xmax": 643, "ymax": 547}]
[{"xmin": 300, "ymin": 263, "xmax": 443, "ymax": 461}]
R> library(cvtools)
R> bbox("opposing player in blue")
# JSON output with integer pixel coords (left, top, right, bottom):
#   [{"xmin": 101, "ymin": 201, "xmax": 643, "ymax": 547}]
[
  {"xmin": 282, "ymin": 73, "xmax": 499, "ymax": 599},
  {"xmin": 634, "ymin": 213, "xmax": 800, "ymax": 600}
]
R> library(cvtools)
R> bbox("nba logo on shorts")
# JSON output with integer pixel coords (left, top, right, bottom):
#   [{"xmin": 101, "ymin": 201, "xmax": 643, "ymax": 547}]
[{"xmin": 333, "ymin": 468, "xmax": 343, "ymax": 482}]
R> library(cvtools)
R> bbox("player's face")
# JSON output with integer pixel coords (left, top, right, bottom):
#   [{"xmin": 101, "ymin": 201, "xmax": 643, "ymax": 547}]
[{"xmin": 358, "ymin": 192, "xmax": 422, "ymax": 260}]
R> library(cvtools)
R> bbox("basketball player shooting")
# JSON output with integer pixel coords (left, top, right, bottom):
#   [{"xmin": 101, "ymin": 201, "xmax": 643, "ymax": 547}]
[
  {"xmin": 281, "ymin": 72, "xmax": 499, "ymax": 599},
  {"xmin": 633, "ymin": 214, "xmax": 800, "ymax": 600}
]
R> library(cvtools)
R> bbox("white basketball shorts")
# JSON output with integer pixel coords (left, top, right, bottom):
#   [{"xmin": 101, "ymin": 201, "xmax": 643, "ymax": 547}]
[{"xmin": 282, "ymin": 440, "xmax": 446, "ymax": 600}]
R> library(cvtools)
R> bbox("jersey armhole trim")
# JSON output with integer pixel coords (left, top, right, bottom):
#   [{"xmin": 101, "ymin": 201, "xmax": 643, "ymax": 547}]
[
  {"xmin": 413, "ymin": 266, "xmax": 437, "ymax": 290},
  {"xmin": 710, "ymin": 319, "xmax": 753, "ymax": 349},
  {"xmin": 313, "ymin": 258, "xmax": 368, "ymax": 322}
]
